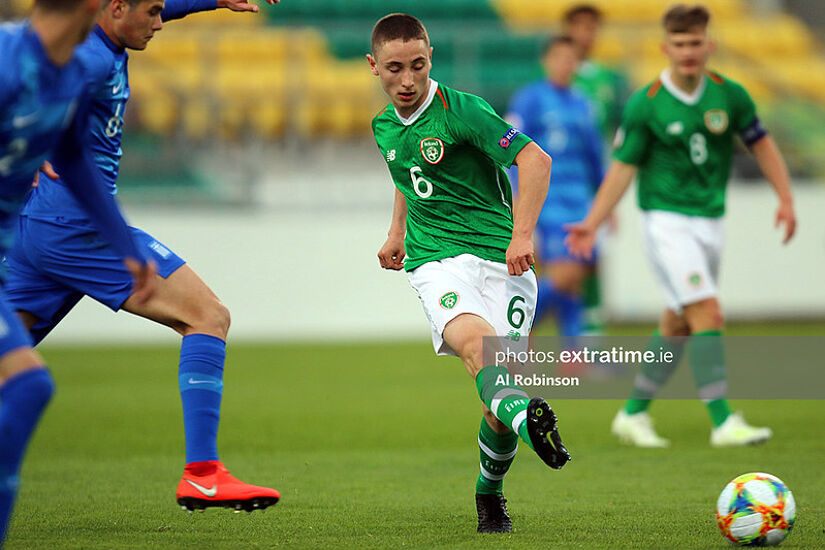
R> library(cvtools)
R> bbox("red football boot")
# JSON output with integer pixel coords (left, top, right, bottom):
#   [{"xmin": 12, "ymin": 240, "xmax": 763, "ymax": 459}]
[{"xmin": 176, "ymin": 461, "xmax": 280, "ymax": 512}]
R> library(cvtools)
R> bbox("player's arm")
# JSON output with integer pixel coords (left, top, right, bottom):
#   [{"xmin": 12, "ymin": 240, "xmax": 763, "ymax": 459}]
[
  {"xmin": 565, "ymin": 159, "xmax": 636, "ymax": 260},
  {"xmin": 377, "ymin": 187, "xmax": 407, "ymax": 271},
  {"xmin": 749, "ymin": 135, "xmax": 796, "ymax": 244},
  {"xmin": 508, "ymin": 141, "xmax": 551, "ymax": 276},
  {"xmin": 53, "ymin": 98, "xmax": 156, "ymax": 302},
  {"xmin": 503, "ymin": 87, "xmax": 539, "ymax": 196},
  {"xmin": 730, "ymin": 82, "xmax": 796, "ymax": 243},
  {"xmin": 161, "ymin": 0, "xmax": 277, "ymax": 21}
]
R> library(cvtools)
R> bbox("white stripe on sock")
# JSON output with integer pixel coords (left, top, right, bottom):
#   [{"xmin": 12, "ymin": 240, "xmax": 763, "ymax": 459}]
[
  {"xmin": 479, "ymin": 462, "xmax": 507, "ymax": 481},
  {"xmin": 699, "ymin": 381, "xmax": 728, "ymax": 401},
  {"xmin": 477, "ymin": 436, "xmax": 517, "ymax": 462},
  {"xmin": 511, "ymin": 410, "xmax": 528, "ymax": 434},
  {"xmin": 490, "ymin": 388, "xmax": 529, "ymax": 417}
]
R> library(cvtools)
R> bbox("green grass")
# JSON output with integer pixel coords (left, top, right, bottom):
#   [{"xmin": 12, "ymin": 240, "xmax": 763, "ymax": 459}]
[{"xmin": 6, "ymin": 331, "xmax": 825, "ymax": 549}]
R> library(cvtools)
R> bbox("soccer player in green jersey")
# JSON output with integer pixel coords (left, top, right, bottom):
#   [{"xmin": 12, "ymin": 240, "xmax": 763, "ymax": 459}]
[
  {"xmin": 566, "ymin": 4, "xmax": 796, "ymax": 447},
  {"xmin": 368, "ymin": 13, "xmax": 571, "ymax": 533}
]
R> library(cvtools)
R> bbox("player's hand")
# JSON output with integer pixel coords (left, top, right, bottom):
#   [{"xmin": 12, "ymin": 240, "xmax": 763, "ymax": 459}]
[
  {"xmin": 378, "ymin": 235, "xmax": 405, "ymax": 270},
  {"xmin": 217, "ymin": 0, "xmax": 277, "ymax": 13},
  {"xmin": 564, "ymin": 221, "xmax": 597, "ymax": 260},
  {"xmin": 33, "ymin": 161, "xmax": 59, "ymax": 188},
  {"xmin": 506, "ymin": 234, "xmax": 534, "ymax": 276},
  {"xmin": 125, "ymin": 258, "xmax": 157, "ymax": 304},
  {"xmin": 775, "ymin": 200, "xmax": 796, "ymax": 244}
]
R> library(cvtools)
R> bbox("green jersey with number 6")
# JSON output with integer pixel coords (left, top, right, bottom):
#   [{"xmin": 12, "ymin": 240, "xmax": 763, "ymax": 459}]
[
  {"xmin": 613, "ymin": 69, "xmax": 766, "ymax": 217},
  {"xmin": 372, "ymin": 80, "xmax": 533, "ymax": 271}
]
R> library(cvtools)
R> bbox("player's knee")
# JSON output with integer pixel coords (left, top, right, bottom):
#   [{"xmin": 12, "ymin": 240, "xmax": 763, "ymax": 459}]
[
  {"xmin": 189, "ymin": 298, "xmax": 231, "ymax": 338},
  {"xmin": 549, "ymin": 268, "xmax": 584, "ymax": 295},
  {"xmin": 22, "ymin": 367, "xmax": 56, "ymax": 410}
]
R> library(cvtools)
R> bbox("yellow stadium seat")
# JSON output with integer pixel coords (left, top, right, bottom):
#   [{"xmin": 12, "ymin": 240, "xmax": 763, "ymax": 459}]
[{"xmin": 135, "ymin": 92, "xmax": 179, "ymax": 135}]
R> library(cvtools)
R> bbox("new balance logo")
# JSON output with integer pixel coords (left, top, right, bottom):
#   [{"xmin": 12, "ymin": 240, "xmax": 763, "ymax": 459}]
[
  {"xmin": 666, "ymin": 121, "xmax": 684, "ymax": 135},
  {"xmin": 386, "ymin": 149, "xmax": 396, "ymax": 162},
  {"xmin": 185, "ymin": 479, "xmax": 217, "ymax": 497}
]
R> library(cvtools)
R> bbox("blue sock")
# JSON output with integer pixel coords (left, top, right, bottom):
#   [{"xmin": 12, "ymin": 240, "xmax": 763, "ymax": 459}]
[
  {"xmin": 179, "ymin": 334, "xmax": 225, "ymax": 464},
  {"xmin": 557, "ymin": 292, "xmax": 583, "ymax": 338},
  {"xmin": 0, "ymin": 368, "xmax": 54, "ymax": 544},
  {"xmin": 535, "ymin": 276, "xmax": 564, "ymax": 323}
]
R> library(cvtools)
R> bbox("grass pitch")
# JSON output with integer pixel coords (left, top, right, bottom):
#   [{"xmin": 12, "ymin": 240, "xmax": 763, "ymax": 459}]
[{"xmin": 6, "ymin": 326, "xmax": 825, "ymax": 549}]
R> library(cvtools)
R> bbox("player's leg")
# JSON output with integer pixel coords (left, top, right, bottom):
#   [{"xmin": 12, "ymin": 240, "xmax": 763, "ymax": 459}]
[
  {"xmin": 8, "ymin": 220, "xmax": 276, "ymax": 510},
  {"xmin": 0, "ymin": 297, "xmax": 54, "ymax": 544},
  {"xmin": 581, "ymin": 266, "xmax": 605, "ymax": 336},
  {"xmin": 475, "ymin": 407, "xmax": 517, "ymax": 533},
  {"xmin": 682, "ymin": 297, "xmax": 771, "ymax": 446},
  {"xmin": 533, "ymin": 222, "xmax": 587, "ymax": 339},
  {"xmin": 612, "ymin": 210, "xmax": 699, "ymax": 446},
  {"xmin": 474, "ymin": 259, "xmax": 570, "ymax": 469},
  {"xmin": 119, "ymin": 263, "xmax": 279, "ymax": 511},
  {"xmin": 544, "ymin": 261, "xmax": 589, "ymax": 339},
  {"xmin": 613, "ymin": 308, "xmax": 688, "ymax": 447}
]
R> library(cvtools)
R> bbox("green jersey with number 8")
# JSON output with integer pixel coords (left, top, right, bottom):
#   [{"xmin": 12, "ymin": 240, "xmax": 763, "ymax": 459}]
[
  {"xmin": 613, "ymin": 69, "xmax": 765, "ymax": 218},
  {"xmin": 372, "ymin": 81, "xmax": 533, "ymax": 271}
]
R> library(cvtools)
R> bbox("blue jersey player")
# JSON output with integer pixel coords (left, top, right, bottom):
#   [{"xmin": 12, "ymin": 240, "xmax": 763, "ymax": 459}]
[
  {"xmin": 506, "ymin": 36, "xmax": 603, "ymax": 339},
  {"xmin": 3, "ymin": 0, "xmax": 281, "ymax": 515},
  {"xmin": 0, "ymin": 0, "xmax": 156, "ymax": 544}
]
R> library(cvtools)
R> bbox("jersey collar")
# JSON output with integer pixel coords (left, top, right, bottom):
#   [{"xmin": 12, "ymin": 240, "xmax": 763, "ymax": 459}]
[
  {"xmin": 660, "ymin": 68, "xmax": 706, "ymax": 106},
  {"xmin": 394, "ymin": 79, "xmax": 438, "ymax": 126},
  {"xmin": 93, "ymin": 24, "xmax": 125, "ymax": 54}
]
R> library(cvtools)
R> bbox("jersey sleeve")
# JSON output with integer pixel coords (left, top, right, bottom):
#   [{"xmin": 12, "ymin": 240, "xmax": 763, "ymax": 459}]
[
  {"xmin": 52, "ymin": 95, "xmax": 145, "ymax": 263},
  {"xmin": 447, "ymin": 90, "xmax": 532, "ymax": 168},
  {"xmin": 162, "ymin": 0, "xmax": 217, "ymax": 22},
  {"xmin": 612, "ymin": 88, "xmax": 651, "ymax": 165},
  {"xmin": 728, "ymin": 80, "xmax": 767, "ymax": 146}
]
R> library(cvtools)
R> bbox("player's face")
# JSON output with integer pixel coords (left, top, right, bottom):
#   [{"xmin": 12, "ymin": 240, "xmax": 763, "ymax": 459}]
[
  {"xmin": 368, "ymin": 38, "xmax": 433, "ymax": 117},
  {"xmin": 543, "ymin": 43, "xmax": 579, "ymax": 87},
  {"xmin": 120, "ymin": 0, "xmax": 164, "ymax": 50},
  {"xmin": 564, "ymin": 13, "xmax": 600, "ymax": 57},
  {"xmin": 663, "ymin": 28, "xmax": 714, "ymax": 79}
]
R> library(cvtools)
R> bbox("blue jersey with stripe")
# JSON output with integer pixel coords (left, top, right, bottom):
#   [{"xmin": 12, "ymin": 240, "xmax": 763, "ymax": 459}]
[
  {"xmin": 22, "ymin": 0, "xmax": 215, "ymax": 225},
  {"xmin": 507, "ymin": 80, "xmax": 604, "ymax": 222},
  {"xmin": 0, "ymin": 22, "xmax": 143, "ymax": 267}
]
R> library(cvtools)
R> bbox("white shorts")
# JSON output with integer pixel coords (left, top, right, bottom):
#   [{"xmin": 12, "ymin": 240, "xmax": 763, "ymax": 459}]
[
  {"xmin": 641, "ymin": 210, "xmax": 724, "ymax": 313},
  {"xmin": 408, "ymin": 254, "xmax": 538, "ymax": 356}
]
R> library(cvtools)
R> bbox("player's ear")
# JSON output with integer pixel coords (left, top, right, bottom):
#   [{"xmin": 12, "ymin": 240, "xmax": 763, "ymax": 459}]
[
  {"xmin": 429, "ymin": 46, "xmax": 433, "ymax": 63},
  {"xmin": 110, "ymin": 0, "xmax": 127, "ymax": 18},
  {"xmin": 366, "ymin": 53, "xmax": 379, "ymax": 76},
  {"xmin": 707, "ymin": 38, "xmax": 716, "ymax": 54}
]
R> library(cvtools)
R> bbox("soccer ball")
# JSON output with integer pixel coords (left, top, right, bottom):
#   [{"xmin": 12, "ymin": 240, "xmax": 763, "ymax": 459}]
[{"xmin": 716, "ymin": 473, "xmax": 796, "ymax": 546}]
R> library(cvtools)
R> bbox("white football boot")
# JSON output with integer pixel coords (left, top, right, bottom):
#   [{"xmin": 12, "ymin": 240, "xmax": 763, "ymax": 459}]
[
  {"xmin": 710, "ymin": 412, "xmax": 772, "ymax": 447},
  {"xmin": 611, "ymin": 409, "xmax": 670, "ymax": 448}
]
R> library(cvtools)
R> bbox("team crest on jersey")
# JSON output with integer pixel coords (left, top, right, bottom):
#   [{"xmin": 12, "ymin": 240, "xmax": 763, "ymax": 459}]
[
  {"xmin": 439, "ymin": 291, "xmax": 459, "ymax": 310},
  {"xmin": 420, "ymin": 137, "xmax": 445, "ymax": 164},
  {"xmin": 688, "ymin": 272, "xmax": 703, "ymax": 288},
  {"xmin": 704, "ymin": 109, "xmax": 729, "ymax": 134}
]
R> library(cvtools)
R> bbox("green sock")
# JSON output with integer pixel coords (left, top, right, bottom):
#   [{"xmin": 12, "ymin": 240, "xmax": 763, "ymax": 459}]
[
  {"xmin": 624, "ymin": 331, "xmax": 686, "ymax": 415},
  {"xmin": 475, "ymin": 365, "xmax": 533, "ymax": 449},
  {"xmin": 582, "ymin": 270, "xmax": 605, "ymax": 335},
  {"xmin": 689, "ymin": 330, "xmax": 730, "ymax": 427},
  {"xmin": 475, "ymin": 417, "xmax": 518, "ymax": 495}
]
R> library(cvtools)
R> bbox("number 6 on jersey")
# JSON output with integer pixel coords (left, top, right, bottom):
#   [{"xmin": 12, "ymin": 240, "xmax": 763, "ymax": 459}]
[{"xmin": 409, "ymin": 165, "xmax": 433, "ymax": 198}]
